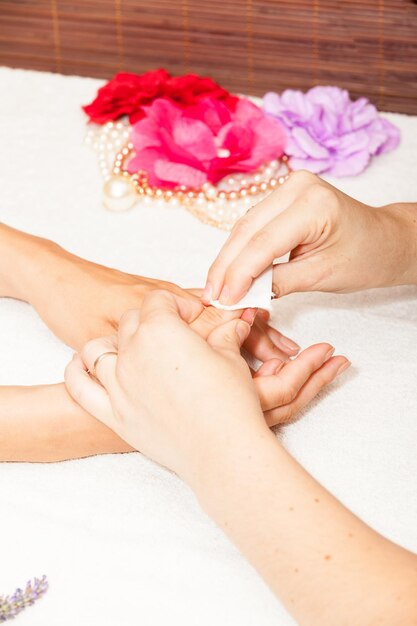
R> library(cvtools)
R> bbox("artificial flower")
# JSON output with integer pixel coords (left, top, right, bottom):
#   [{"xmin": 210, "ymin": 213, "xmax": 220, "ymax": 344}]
[
  {"xmin": 263, "ymin": 86, "xmax": 400, "ymax": 176},
  {"xmin": 126, "ymin": 97, "xmax": 286, "ymax": 188},
  {"xmin": 83, "ymin": 70, "xmax": 238, "ymax": 124}
]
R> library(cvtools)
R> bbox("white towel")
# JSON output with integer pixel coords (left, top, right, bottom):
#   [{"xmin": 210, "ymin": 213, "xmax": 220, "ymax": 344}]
[{"xmin": 0, "ymin": 67, "xmax": 416, "ymax": 626}]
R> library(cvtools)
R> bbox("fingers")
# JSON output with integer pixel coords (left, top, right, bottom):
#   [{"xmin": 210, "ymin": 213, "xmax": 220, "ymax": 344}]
[
  {"xmin": 272, "ymin": 255, "xmax": 325, "ymax": 299},
  {"xmin": 203, "ymin": 174, "xmax": 310, "ymax": 304},
  {"xmin": 219, "ymin": 208, "xmax": 312, "ymax": 305},
  {"xmin": 191, "ymin": 305, "xmax": 241, "ymax": 340},
  {"xmin": 254, "ymin": 358, "xmax": 284, "ymax": 377},
  {"xmin": 140, "ymin": 289, "xmax": 204, "ymax": 327},
  {"xmin": 118, "ymin": 309, "xmax": 141, "ymax": 348},
  {"xmin": 207, "ymin": 319, "xmax": 251, "ymax": 356},
  {"xmin": 256, "ymin": 317, "xmax": 300, "ymax": 357},
  {"xmin": 80, "ymin": 336, "xmax": 118, "ymax": 391},
  {"xmin": 254, "ymin": 343, "xmax": 337, "ymax": 412},
  {"xmin": 64, "ymin": 354, "xmax": 114, "ymax": 427},
  {"xmin": 264, "ymin": 355, "xmax": 351, "ymax": 427},
  {"xmin": 243, "ymin": 322, "xmax": 295, "ymax": 363}
]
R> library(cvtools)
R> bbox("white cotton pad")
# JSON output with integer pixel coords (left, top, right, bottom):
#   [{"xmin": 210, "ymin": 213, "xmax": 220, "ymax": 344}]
[{"xmin": 209, "ymin": 266, "xmax": 273, "ymax": 311}]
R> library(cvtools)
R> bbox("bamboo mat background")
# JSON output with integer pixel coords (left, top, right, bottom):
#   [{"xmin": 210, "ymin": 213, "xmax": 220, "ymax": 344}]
[{"xmin": 0, "ymin": 0, "xmax": 417, "ymax": 114}]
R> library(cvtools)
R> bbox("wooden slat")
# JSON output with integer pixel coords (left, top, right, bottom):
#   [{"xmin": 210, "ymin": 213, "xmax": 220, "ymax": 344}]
[{"xmin": 0, "ymin": 0, "xmax": 416, "ymax": 114}]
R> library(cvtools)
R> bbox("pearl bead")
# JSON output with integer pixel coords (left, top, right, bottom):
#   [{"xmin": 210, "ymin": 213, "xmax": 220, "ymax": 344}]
[{"xmin": 103, "ymin": 175, "xmax": 137, "ymax": 211}]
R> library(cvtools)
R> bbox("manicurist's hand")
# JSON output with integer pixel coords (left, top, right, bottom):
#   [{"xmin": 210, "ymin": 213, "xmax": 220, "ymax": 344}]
[
  {"xmin": 64, "ymin": 290, "xmax": 416, "ymax": 626},
  {"xmin": 202, "ymin": 170, "xmax": 417, "ymax": 306},
  {"xmin": 65, "ymin": 290, "xmax": 267, "ymax": 486}
]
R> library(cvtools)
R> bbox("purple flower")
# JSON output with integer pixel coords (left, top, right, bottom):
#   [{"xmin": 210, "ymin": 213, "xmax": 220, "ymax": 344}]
[
  {"xmin": 263, "ymin": 86, "xmax": 400, "ymax": 177},
  {"xmin": 0, "ymin": 576, "xmax": 48, "ymax": 621}
]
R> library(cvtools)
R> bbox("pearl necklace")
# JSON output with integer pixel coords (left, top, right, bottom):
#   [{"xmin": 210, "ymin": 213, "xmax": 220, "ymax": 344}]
[{"xmin": 86, "ymin": 120, "xmax": 291, "ymax": 230}]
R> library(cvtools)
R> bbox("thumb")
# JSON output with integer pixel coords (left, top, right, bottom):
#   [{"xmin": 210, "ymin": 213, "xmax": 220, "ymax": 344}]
[
  {"xmin": 191, "ymin": 305, "xmax": 241, "ymax": 340},
  {"xmin": 207, "ymin": 319, "xmax": 251, "ymax": 356},
  {"xmin": 272, "ymin": 255, "xmax": 324, "ymax": 298}
]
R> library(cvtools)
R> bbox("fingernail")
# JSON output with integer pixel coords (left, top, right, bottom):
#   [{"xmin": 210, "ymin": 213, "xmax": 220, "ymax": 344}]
[
  {"xmin": 324, "ymin": 347, "xmax": 335, "ymax": 362},
  {"xmin": 202, "ymin": 282, "xmax": 213, "ymax": 303},
  {"xmin": 236, "ymin": 321, "xmax": 251, "ymax": 343},
  {"xmin": 279, "ymin": 335, "xmax": 301, "ymax": 353},
  {"xmin": 219, "ymin": 285, "xmax": 230, "ymax": 305},
  {"xmin": 336, "ymin": 360, "xmax": 351, "ymax": 375},
  {"xmin": 241, "ymin": 307, "xmax": 258, "ymax": 326}
]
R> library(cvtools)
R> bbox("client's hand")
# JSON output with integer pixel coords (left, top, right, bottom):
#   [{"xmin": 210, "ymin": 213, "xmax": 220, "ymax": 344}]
[{"xmin": 0, "ymin": 224, "xmax": 299, "ymax": 362}]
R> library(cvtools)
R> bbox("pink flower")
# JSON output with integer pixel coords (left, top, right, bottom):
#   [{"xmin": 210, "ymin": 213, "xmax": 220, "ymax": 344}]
[{"xmin": 126, "ymin": 97, "xmax": 286, "ymax": 188}]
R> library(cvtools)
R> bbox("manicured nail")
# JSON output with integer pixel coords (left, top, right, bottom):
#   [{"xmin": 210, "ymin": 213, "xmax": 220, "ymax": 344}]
[
  {"xmin": 279, "ymin": 335, "xmax": 301, "ymax": 353},
  {"xmin": 324, "ymin": 347, "xmax": 335, "ymax": 362},
  {"xmin": 241, "ymin": 308, "xmax": 258, "ymax": 326},
  {"xmin": 336, "ymin": 360, "xmax": 351, "ymax": 375},
  {"xmin": 236, "ymin": 321, "xmax": 251, "ymax": 343},
  {"xmin": 202, "ymin": 282, "xmax": 213, "ymax": 303},
  {"xmin": 219, "ymin": 284, "xmax": 230, "ymax": 305}
]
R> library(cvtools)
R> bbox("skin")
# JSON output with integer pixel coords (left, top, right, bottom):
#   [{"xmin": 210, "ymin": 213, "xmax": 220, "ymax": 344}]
[
  {"xmin": 202, "ymin": 170, "xmax": 417, "ymax": 305},
  {"xmin": 65, "ymin": 290, "xmax": 417, "ymax": 626},
  {"xmin": 0, "ymin": 222, "xmax": 348, "ymax": 462}
]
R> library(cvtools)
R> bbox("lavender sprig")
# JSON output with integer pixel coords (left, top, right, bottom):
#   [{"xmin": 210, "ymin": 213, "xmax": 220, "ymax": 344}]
[{"xmin": 0, "ymin": 576, "xmax": 48, "ymax": 622}]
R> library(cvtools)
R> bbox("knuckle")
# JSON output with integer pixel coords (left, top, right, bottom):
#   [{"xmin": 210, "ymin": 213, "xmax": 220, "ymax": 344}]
[
  {"xmin": 203, "ymin": 305, "xmax": 225, "ymax": 325},
  {"xmin": 250, "ymin": 228, "xmax": 270, "ymax": 249},
  {"xmin": 280, "ymin": 383, "xmax": 298, "ymax": 406},
  {"xmin": 82, "ymin": 338, "xmax": 101, "ymax": 360},
  {"xmin": 289, "ymin": 169, "xmax": 316, "ymax": 186},
  {"xmin": 305, "ymin": 182, "xmax": 337, "ymax": 209},
  {"xmin": 231, "ymin": 216, "xmax": 252, "ymax": 238}
]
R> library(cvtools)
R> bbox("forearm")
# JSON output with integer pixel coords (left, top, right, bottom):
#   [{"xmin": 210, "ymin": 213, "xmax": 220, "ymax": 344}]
[
  {"xmin": 197, "ymin": 426, "xmax": 417, "ymax": 626},
  {"xmin": 0, "ymin": 223, "xmax": 60, "ymax": 301},
  {"xmin": 0, "ymin": 383, "xmax": 133, "ymax": 462},
  {"xmin": 378, "ymin": 202, "xmax": 417, "ymax": 287}
]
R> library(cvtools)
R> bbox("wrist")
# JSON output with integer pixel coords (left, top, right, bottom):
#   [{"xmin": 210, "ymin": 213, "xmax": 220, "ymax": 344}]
[
  {"xmin": 377, "ymin": 203, "xmax": 417, "ymax": 287},
  {"xmin": 192, "ymin": 420, "xmax": 279, "ymax": 515},
  {"xmin": 0, "ymin": 224, "xmax": 64, "ymax": 301}
]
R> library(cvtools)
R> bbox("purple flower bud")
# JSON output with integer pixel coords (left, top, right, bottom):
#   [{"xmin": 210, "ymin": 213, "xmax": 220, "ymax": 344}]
[{"xmin": 0, "ymin": 576, "xmax": 48, "ymax": 621}]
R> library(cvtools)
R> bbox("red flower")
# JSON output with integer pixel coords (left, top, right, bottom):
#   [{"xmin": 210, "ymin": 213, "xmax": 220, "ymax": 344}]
[{"xmin": 83, "ymin": 70, "xmax": 238, "ymax": 124}]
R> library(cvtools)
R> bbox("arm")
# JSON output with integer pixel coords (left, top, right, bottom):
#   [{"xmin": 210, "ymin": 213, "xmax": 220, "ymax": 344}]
[
  {"xmin": 0, "ymin": 224, "xmax": 346, "ymax": 463},
  {"xmin": 0, "ymin": 223, "xmax": 297, "ymax": 362},
  {"xmin": 64, "ymin": 290, "xmax": 416, "ymax": 625},
  {"xmin": 202, "ymin": 171, "xmax": 417, "ymax": 305},
  {"xmin": 198, "ymin": 429, "xmax": 417, "ymax": 626},
  {"xmin": 0, "ymin": 384, "xmax": 132, "ymax": 462}
]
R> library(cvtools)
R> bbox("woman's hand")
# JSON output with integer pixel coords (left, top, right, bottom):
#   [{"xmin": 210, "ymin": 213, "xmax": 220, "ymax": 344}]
[
  {"xmin": 0, "ymin": 223, "xmax": 298, "ymax": 366},
  {"xmin": 64, "ymin": 290, "xmax": 349, "ymax": 479},
  {"xmin": 64, "ymin": 290, "xmax": 416, "ymax": 626},
  {"xmin": 202, "ymin": 170, "xmax": 417, "ymax": 306},
  {"xmin": 65, "ymin": 290, "xmax": 266, "ymax": 486}
]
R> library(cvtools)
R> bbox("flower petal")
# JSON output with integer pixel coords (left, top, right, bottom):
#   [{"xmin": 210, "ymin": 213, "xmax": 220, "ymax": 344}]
[
  {"xmin": 173, "ymin": 117, "xmax": 217, "ymax": 161},
  {"xmin": 292, "ymin": 126, "xmax": 330, "ymax": 159},
  {"xmin": 327, "ymin": 150, "xmax": 370, "ymax": 177},
  {"xmin": 289, "ymin": 156, "xmax": 331, "ymax": 174},
  {"xmin": 154, "ymin": 160, "xmax": 208, "ymax": 187}
]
